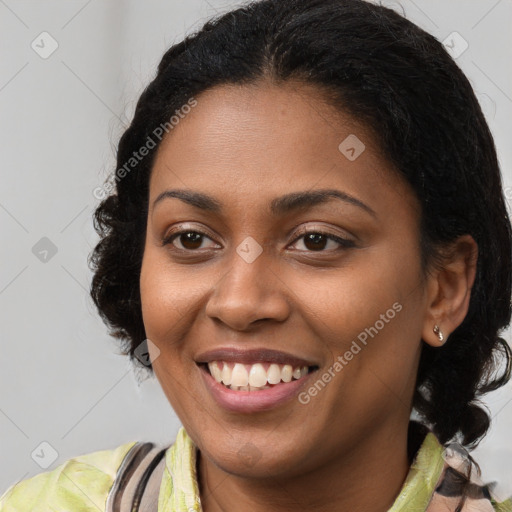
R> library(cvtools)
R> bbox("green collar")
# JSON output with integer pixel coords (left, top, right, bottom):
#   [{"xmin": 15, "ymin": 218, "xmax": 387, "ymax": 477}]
[
  {"xmin": 158, "ymin": 427, "xmax": 444, "ymax": 512},
  {"xmin": 388, "ymin": 432, "xmax": 445, "ymax": 511}
]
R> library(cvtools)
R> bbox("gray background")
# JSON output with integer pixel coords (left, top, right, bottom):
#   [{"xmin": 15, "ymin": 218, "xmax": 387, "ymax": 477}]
[{"xmin": 1, "ymin": 0, "xmax": 511, "ymax": 499}]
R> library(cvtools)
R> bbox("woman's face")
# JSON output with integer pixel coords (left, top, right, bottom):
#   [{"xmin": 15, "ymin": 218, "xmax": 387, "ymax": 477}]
[{"xmin": 140, "ymin": 81, "xmax": 430, "ymax": 478}]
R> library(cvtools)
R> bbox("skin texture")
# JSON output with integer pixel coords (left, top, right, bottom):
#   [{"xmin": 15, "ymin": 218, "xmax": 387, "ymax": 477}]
[{"xmin": 140, "ymin": 81, "xmax": 477, "ymax": 512}]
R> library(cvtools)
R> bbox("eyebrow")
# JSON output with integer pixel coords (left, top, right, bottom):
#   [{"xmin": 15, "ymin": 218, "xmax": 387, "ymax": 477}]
[{"xmin": 152, "ymin": 188, "xmax": 376, "ymax": 218}]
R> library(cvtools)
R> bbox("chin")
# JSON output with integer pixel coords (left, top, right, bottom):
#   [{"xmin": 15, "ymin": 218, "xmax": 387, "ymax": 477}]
[{"xmin": 200, "ymin": 430, "xmax": 313, "ymax": 479}]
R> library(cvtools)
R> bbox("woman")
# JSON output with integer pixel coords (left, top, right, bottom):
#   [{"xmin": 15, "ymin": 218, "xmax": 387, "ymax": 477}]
[{"xmin": 1, "ymin": 0, "xmax": 511, "ymax": 510}]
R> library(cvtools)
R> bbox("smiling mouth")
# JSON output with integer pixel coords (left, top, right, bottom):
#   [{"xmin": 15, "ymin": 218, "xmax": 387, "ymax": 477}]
[{"xmin": 199, "ymin": 361, "xmax": 319, "ymax": 391}]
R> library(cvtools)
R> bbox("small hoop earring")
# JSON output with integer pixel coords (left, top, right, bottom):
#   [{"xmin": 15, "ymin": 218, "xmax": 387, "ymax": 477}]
[{"xmin": 433, "ymin": 325, "xmax": 444, "ymax": 342}]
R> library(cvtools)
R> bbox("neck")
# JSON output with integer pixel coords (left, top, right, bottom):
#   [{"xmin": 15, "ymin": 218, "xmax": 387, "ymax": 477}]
[{"xmin": 197, "ymin": 423, "xmax": 412, "ymax": 512}]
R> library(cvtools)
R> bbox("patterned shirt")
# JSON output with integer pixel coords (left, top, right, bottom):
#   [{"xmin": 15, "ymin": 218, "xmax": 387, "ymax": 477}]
[{"xmin": 1, "ymin": 426, "xmax": 510, "ymax": 511}]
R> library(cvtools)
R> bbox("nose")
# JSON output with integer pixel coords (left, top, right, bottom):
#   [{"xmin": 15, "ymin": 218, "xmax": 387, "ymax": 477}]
[{"xmin": 205, "ymin": 245, "xmax": 291, "ymax": 331}]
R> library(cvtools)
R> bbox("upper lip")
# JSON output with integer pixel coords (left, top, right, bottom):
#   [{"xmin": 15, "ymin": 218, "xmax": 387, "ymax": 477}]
[{"xmin": 195, "ymin": 347, "xmax": 318, "ymax": 368}]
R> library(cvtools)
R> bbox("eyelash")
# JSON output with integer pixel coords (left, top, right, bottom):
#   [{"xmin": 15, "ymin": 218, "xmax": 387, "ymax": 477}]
[{"xmin": 162, "ymin": 227, "xmax": 355, "ymax": 253}]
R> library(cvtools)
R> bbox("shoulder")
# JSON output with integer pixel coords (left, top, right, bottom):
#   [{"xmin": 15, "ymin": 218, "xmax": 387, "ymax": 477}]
[
  {"xmin": 427, "ymin": 443, "xmax": 512, "ymax": 512},
  {"xmin": 401, "ymin": 424, "xmax": 511, "ymax": 512},
  {"xmin": 0, "ymin": 440, "xmax": 139, "ymax": 512},
  {"xmin": 428, "ymin": 464, "xmax": 512, "ymax": 512}
]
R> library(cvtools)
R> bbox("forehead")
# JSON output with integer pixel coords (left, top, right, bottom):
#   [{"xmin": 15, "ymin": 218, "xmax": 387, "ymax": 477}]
[{"xmin": 148, "ymin": 81, "xmax": 418, "ymax": 218}]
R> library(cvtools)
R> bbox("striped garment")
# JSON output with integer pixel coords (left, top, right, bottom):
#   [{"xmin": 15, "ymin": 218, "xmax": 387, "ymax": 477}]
[{"xmin": 0, "ymin": 426, "xmax": 510, "ymax": 511}]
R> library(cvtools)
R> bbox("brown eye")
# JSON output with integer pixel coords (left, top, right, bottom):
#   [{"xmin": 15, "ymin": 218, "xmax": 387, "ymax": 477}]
[
  {"xmin": 290, "ymin": 230, "xmax": 355, "ymax": 252},
  {"xmin": 163, "ymin": 230, "xmax": 218, "ymax": 251},
  {"xmin": 302, "ymin": 233, "xmax": 329, "ymax": 251}
]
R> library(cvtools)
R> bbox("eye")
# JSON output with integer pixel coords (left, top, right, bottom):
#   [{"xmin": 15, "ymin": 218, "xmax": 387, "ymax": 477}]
[
  {"xmin": 162, "ymin": 229, "xmax": 219, "ymax": 251},
  {"xmin": 289, "ymin": 229, "xmax": 355, "ymax": 252},
  {"xmin": 162, "ymin": 226, "xmax": 355, "ymax": 253}
]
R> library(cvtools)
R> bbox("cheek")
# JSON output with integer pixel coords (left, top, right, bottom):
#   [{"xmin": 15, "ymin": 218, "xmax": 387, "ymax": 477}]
[
  {"xmin": 139, "ymin": 250, "xmax": 196, "ymax": 339},
  {"xmin": 289, "ymin": 245, "xmax": 424, "ymax": 404},
  {"xmin": 140, "ymin": 251, "xmax": 195, "ymax": 414},
  {"xmin": 288, "ymin": 246, "xmax": 422, "ymax": 346}
]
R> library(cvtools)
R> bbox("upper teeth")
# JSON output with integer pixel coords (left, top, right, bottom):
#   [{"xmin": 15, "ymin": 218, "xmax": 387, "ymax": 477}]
[{"xmin": 208, "ymin": 361, "xmax": 309, "ymax": 390}]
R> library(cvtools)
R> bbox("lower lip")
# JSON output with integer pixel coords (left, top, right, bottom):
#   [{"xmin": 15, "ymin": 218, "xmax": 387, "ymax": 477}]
[{"xmin": 199, "ymin": 365, "xmax": 315, "ymax": 413}]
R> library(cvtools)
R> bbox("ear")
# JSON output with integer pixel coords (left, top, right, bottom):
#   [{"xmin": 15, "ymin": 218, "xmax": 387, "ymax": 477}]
[{"xmin": 422, "ymin": 235, "xmax": 478, "ymax": 347}]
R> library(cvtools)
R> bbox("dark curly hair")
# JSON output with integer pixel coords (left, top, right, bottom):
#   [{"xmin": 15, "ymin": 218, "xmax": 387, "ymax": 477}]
[{"xmin": 89, "ymin": 0, "xmax": 512, "ymax": 455}]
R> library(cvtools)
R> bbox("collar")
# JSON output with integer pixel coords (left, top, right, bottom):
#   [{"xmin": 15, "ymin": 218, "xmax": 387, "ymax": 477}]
[
  {"xmin": 157, "ymin": 427, "xmax": 445, "ymax": 512},
  {"xmin": 158, "ymin": 427, "xmax": 202, "ymax": 512}
]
